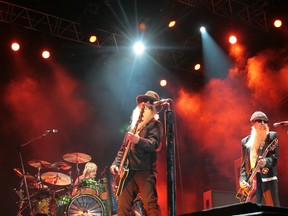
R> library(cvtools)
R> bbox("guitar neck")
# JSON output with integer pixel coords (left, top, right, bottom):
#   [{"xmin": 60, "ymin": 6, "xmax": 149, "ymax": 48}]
[{"xmin": 119, "ymin": 141, "xmax": 132, "ymax": 170}]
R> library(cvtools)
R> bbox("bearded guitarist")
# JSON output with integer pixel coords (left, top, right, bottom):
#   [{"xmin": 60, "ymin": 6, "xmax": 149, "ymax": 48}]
[
  {"xmin": 238, "ymin": 111, "xmax": 280, "ymax": 207},
  {"xmin": 110, "ymin": 91, "xmax": 163, "ymax": 216}
]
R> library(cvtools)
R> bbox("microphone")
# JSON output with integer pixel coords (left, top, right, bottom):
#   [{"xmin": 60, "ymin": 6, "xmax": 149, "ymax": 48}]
[
  {"xmin": 153, "ymin": 99, "xmax": 170, "ymax": 106},
  {"xmin": 45, "ymin": 129, "xmax": 58, "ymax": 133},
  {"xmin": 273, "ymin": 121, "xmax": 288, "ymax": 127}
]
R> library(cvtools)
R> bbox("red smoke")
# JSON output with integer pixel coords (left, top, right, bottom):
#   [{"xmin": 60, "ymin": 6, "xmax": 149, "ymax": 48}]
[
  {"xmin": 3, "ymin": 61, "xmax": 93, "ymax": 159},
  {"xmin": 162, "ymin": 47, "xmax": 288, "ymax": 214}
]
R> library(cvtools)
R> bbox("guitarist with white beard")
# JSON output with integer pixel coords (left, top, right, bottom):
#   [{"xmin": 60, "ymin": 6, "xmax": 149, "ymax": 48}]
[
  {"xmin": 110, "ymin": 91, "xmax": 163, "ymax": 216},
  {"xmin": 239, "ymin": 111, "xmax": 280, "ymax": 206}
]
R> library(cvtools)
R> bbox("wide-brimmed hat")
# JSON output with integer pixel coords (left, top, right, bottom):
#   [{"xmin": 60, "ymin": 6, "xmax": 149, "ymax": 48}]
[
  {"xmin": 136, "ymin": 90, "xmax": 162, "ymax": 112},
  {"xmin": 250, "ymin": 111, "xmax": 268, "ymax": 122}
]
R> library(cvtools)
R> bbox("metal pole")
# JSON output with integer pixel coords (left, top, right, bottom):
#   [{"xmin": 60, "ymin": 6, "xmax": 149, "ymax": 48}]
[
  {"xmin": 17, "ymin": 130, "xmax": 54, "ymax": 216},
  {"xmin": 165, "ymin": 107, "xmax": 176, "ymax": 216}
]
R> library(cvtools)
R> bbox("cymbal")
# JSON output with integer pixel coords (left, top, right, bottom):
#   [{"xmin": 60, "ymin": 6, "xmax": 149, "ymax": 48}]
[
  {"xmin": 63, "ymin": 152, "xmax": 91, "ymax": 164},
  {"xmin": 13, "ymin": 168, "xmax": 36, "ymax": 181},
  {"xmin": 28, "ymin": 159, "xmax": 51, "ymax": 169},
  {"xmin": 41, "ymin": 172, "xmax": 71, "ymax": 186},
  {"xmin": 51, "ymin": 162, "xmax": 72, "ymax": 171}
]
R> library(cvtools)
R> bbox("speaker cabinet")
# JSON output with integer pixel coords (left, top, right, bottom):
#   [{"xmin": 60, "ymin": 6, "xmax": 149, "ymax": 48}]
[{"xmin": 203, "ymin": 190, "xmax": 239, "ymax": 209}]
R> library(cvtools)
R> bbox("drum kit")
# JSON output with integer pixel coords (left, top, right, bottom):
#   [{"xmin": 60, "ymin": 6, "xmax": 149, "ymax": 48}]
[{"xmin": 14, "ymin": 152, "xmax": 109, "ymax": 216}]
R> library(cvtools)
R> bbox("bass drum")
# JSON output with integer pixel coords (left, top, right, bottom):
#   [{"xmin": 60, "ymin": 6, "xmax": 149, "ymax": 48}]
[{"xmin": 67, "ymin": 194, "xmax": 105, "ymax": 216}]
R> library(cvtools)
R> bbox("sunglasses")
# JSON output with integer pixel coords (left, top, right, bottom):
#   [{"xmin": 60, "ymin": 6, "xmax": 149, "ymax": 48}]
[
  {"xmin": 140, "ymin": 98, "xmax": 154, "ymax": 105},
  {"xmin": 253, "ymin": 119, "xmax": 268, "ymax": 124}
]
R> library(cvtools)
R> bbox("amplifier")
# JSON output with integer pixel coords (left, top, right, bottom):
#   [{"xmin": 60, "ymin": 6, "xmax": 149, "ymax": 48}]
[{"xmin": 203, "ymin": 190, "xmax": 239, "ymax": 209}]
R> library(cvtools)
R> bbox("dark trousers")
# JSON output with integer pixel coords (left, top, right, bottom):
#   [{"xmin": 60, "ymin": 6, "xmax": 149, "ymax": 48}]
[
  {"xmin": 117, "ymin": 170, "xmax": 162, "ymax": 216},
  {"xmin": 256, "ymin": 173, "xmax": 280, "ymax": 207}
]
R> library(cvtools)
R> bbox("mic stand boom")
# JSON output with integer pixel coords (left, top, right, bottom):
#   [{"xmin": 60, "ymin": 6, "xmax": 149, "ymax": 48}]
[{"xmin": 17, "ymin": 130, "xmax": 51, "ymax": 216}]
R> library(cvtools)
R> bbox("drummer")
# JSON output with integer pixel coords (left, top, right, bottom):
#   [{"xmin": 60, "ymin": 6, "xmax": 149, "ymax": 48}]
[{"xmin": 72, "ymin": 162, "xmax": 98, "ymax": 196}]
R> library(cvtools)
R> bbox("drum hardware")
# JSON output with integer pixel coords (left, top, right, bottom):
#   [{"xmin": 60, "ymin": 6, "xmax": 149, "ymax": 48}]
[
  {"xmin": 13, "ymin": 167, "xmax": 36, "ymax": 182},
  {"xmin": 51, "ymin": 161, "xmax": 72, "ymax": 171},
  {"xmin": 17, "ymin": 130, "xmax": 54, "ymax": 216},
  {"xmin": 41, "ymin": 171, "xmax": 72, "ymax": 186}
]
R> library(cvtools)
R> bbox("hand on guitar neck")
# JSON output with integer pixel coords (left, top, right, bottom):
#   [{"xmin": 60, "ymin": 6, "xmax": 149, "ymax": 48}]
[
  {"xmin": 110, "ymin": 165, "xmax": 119, "ymax": 175},
  {"xmin": 127, "ymin": 131, "xmax": 140, "ymax": 144}
]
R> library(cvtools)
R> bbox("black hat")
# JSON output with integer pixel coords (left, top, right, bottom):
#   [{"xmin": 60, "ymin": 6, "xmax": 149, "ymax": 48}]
[{"xmin": 136, "ymin": 90, "xmax": 162, "ymax": 112}]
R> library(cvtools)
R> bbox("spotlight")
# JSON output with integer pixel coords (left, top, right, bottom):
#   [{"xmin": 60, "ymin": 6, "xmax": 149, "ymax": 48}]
[
  {"xmin": 229, "ymin": 35, "xmax": 237, "ymax": 44},
  {"xmin": 133, "ymin": 42, "xmax": 145, "ymax": 55},
  {"xmin": 168, "ymin": 20, "xmax": 176, "ymax": 28},
  {"xmin": 200, "ymin": 27, "xmax": 206, "ymax": 33},
  {"xmin": 139, "ymin": 22, "xmax": 146, "ymax": 30},
  {"xmin": 89, "ymin": 35, "xmax": 97, "ymax": 43},
  {"xmin": 160, "ymin": 79, "xmax": 167, "ymax": 87},
  {"xmin": 42, "ymin": 50, "xmax": 50, "ymax": 59},
  {"xmin": 274, "ymin": 19, "xmax": 282, "ymax": 28},
  {"xmin": 194, "ymin": 64, "xmax": 201, "ymax": 71},
  {"xmin": 11, "ymin": 42, "xmax": 20, "ymax": 51}
]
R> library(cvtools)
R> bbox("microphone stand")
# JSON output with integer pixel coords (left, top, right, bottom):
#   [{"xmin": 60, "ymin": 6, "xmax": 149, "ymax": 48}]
[
  {"xmin": 163, "ymin": 100, "xmax": 176, "ymax": 216},
  {"xmin": 17, "ymin": 131, "xmax": 51, "ymax": 216}
]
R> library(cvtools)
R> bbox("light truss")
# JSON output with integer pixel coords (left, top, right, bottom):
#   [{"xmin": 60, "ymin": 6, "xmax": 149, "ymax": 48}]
[
  {"xmin": 177, "ymin": 0, "xmax": 273, "ymax": 31},
  {"xmin": 0, "ymin": 0, "xmax": 124, "ymax": 51}
]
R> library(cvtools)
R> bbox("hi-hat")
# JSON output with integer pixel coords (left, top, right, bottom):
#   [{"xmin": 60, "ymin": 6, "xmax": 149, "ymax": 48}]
[
  {"xmin": 51, "ymin": 162, "xmax": 72, "ymax": 171},
  {"xmin": 63, "ymin": 152, "xmax": 91, "ymax": 164},
  {"xmin": 41, "ymin": 172, "xmax": 71, "ymax": 186},
  {"xmin": 13, "ymin": 168, "xmax": 36, "ymax": 181},
  {"xmin": 28, "ymin": 159, "xmax": 51, "ymax": 169}
]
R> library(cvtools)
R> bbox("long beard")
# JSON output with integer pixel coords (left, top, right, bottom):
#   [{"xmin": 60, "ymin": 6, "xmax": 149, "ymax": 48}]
[
  {"xmin": 247, "ymin": 125, "xmax": 269, "ymax": 168},
  {"xmin": 130, "ymin": 105, "xmax": 156, "ymax": 132}
]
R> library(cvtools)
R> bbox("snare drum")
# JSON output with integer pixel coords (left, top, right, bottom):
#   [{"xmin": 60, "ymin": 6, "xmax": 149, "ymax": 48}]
[
  {"xmin": 67, "ymin": 194, "xmax": 105, "ymax": 216},
  {"xmin": 75, "ymin": 178, "xmax": 100, "ymax": 195}
]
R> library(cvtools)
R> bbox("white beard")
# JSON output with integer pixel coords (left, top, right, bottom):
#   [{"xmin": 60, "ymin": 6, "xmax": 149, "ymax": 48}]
[
  {"xmin": 247, "ymin": 125, "xmax": 269, "ymax": 168},
  {"xmin": 130, "ymin": 105, "xmax": 156, "ymax": 132}
]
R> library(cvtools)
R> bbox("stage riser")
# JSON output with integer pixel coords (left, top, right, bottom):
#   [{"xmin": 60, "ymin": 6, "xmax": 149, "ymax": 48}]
[{"xmin": 180, "ymin": 202, "xmax": 288, "ymax": 216}]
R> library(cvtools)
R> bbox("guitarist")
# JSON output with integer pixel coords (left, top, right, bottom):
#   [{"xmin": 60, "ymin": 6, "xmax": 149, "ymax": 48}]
[
  {"xmin": 110, "ymin": 90, "xmax": 163, "ymax": 216},
  {"xmin": 239, "ymin": 111, "xmax": 280, "ymax": 206}
]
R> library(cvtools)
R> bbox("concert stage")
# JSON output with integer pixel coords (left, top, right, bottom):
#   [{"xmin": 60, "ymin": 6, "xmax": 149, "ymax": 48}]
[{"xmin": 180, "ymin": 202, "xmax": 288, "ymax": 216}]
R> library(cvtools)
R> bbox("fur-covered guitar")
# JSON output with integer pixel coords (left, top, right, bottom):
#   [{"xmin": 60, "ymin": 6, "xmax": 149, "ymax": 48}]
[
  {"xmin": 113, "ymin": 105, "xmax": 145, "ymax": 199},
  {"xmin": 236, "ymin": 138, "xmax": 278, "ymax": 203}
]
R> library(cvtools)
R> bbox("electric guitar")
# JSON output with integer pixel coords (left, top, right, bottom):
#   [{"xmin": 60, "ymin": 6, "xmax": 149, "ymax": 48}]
[
  {"xmin": 236, "ymin": 138, "xmax": 278, "ymax": 203},
  {"xmin": 113, "ymin": 105, "xmax": 145, "ymax": 199}
]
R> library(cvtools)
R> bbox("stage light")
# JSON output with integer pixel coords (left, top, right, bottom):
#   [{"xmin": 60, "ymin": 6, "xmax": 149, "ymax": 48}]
[
  {"xmin": 274, "ymin": 19, "xmax": 282, "ymax": 28},
  {"xmin": 168, "ymin": 20, "xmax": 176, "ymax": 28},
  {"xmin": 42, "ymin": 50, "xmax": 50, "ymax": 59},
  {"xmin": 139, "ymin": 22, "xmax": 146, "ymax": 30},
  {"xmin": 89, "ymin": 35, "xmax": 97, "ymax": 43},
  {"xmin": 133, "ymin": 42, "xmax": 145, "ymax": 55},
  {"xmin": 11, "ymin": 42, "xmax": 20, "ymax": 51},
  {"xmin": 200, "ymin": 27, "xmax": 206, "ymax": 33},
  {"xmin": 160, "ymin": 79, "xmax": 167, "ymax": 87},
  {"xmin": 229, "ymin": 35, "xmax": 237, "ymax": 44},
  {"xmin": 194, "ymin": 64, "xmax": 201, "ymax": 71}
]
